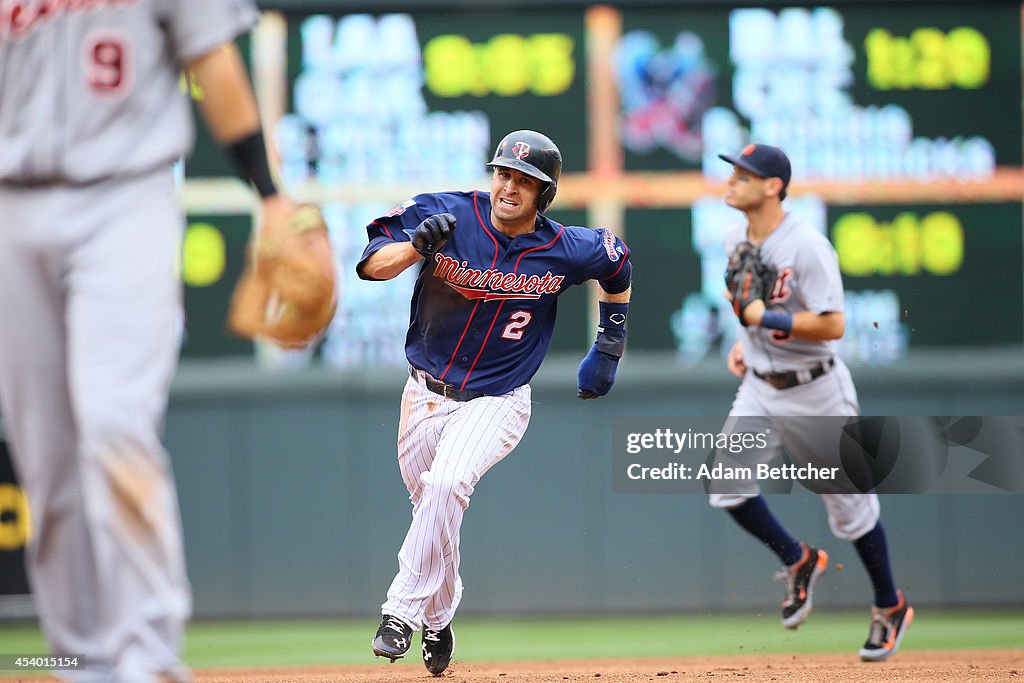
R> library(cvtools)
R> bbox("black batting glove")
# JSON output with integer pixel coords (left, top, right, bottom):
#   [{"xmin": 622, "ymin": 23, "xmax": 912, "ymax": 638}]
[{"xmin": 411, "ymin": 213, "xmax": 456, "ymax": 258}]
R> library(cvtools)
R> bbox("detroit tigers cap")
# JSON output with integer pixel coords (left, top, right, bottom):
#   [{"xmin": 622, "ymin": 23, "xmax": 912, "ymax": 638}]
[{"xmin": 718, "ymin": 143, "xmax": 791, "ymax": 190}]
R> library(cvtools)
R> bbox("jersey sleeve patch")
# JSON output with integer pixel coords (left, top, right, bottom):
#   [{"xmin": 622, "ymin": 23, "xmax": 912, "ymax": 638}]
[
  {"xmin": 385, "ymin": 199, "xmax": 416, "ymax": 217},
  {"xmin": 602, "ymin": 230, "xmax": 622, "ymax": 262}
]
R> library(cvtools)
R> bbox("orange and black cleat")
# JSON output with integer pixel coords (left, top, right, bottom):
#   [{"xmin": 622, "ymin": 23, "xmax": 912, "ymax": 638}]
[
  {"xmin": 860, "ymin": 590, "xmax": 914, "ymax": 662},
  {"xmin": 779, "ymin": 542, "xmax": 829, "ymax": 629}
]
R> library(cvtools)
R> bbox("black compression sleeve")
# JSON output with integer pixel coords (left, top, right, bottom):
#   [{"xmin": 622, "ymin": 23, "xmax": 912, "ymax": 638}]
[{"xmin": 226, "ymin": 130, "xmax": 278, "ymax": 198}]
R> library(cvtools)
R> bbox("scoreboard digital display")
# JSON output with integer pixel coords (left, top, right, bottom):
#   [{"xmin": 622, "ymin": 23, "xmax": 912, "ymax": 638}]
[{"xmin": 180, "ymin": 2, "xmax": 1024, "ymax": 364}]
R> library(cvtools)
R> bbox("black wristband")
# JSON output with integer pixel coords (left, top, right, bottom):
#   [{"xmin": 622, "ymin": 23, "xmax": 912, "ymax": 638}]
[
  {"xmin": 225, "ymin": 130, "xmax": 277, "ymax": 198},
  {"xmin": 595, "ymin": 301, "xmax": 628, "ymax": 357}
]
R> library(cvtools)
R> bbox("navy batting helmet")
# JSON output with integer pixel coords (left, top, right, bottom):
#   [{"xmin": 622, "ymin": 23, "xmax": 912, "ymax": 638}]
[{"xmin": 487, "ymin": 130, "xmax": 562, "ymax": 212}]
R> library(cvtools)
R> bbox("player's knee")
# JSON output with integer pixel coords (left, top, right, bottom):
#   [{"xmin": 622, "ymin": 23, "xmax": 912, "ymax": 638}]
[
  {"xmin": 422, "ymin": 471, "xmax": 475, "ymax": 509},
  {"xmin": 79, "ymin": 421, "xmax": 168, "ymax": 504},
  {"xmin": 78, "ymin": 413, "xmax": 161, "ymax": 458},
  {"xmin": 827, "ymin": 515, "xmax": 873, "ymax": 541},
  {"xmin": 823, "ymin": 494, "xmax": 879, "ymax": 540},
  {"xmin": 825, "ymin": 507, "xmax": 879, "ymax": 540}
]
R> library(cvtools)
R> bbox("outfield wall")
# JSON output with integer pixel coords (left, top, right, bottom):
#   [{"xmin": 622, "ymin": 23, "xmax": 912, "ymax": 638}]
[{"xmin": 164, "ymin": 351, "xmax": 1024, "ymax": 618}]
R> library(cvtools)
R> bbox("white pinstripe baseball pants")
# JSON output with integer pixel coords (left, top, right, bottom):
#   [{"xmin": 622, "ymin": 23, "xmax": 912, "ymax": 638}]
[
  {"xmin": 708, "ymin": 360, "xmax": 880, "ymax": 541},
  {"xmin": 381, "ymin": 374, "xmax": 532, "ymax": 631}
]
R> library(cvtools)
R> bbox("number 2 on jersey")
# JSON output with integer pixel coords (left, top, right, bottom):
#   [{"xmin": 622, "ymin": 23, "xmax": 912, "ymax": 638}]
[{"xmin": 501, "ymin": 311, "xmax": 533, "ymax": 341}]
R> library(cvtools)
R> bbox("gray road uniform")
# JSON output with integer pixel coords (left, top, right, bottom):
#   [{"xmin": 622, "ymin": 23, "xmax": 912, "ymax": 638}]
[
  {"xmin": 709, "ymin": 212, "xmax": 879, "ymax": 542},
  {"xmin": 0, "ymin": 2, "xmax": 257, "ymax": 681}
]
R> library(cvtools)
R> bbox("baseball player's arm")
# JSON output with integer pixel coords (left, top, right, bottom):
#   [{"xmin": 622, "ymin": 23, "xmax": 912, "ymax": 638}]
[
  {"xmin": 599, "ymin": 287, "xmax": 631, "ymax": 304},
  {"xmin": 186, "ymin": 44, "xmax": 289, "ymax": 214},
  {"xmin": 787, "ymin": 310, "xmax": 845, "ymax": 340},
  {"xmin": 186, "ymin": 44, "xmax": 260, "ymax": 147},
  {"xmin": 578, "ymin": 284, "xmax": 631, "ymax": 399},
  {"xmin": 745, "ymin": 235, "xmax": 846, "ymax": 340},
  {"xmin": 359, "ymin": 212, "xmax": 456, "ymax": 280},
  {"xmin": 740, "ymin": 301, "xmax": 845, "ymax": 340},
  {"xmin": 190, "ymin": 44, "xmax": 338, "ymax": 347},
  {"xmin": 727, "ymin": 340, "xmax": 747, "ymax": 378},
  {"xmin": 359, "ymin": 242, "xmax": 423, "ymax": 281}
]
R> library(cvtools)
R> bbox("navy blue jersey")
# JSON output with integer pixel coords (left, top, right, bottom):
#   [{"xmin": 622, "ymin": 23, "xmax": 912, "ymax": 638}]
[{"xmin": 358, "ymin": 191, "xmax": 632, "ymax": 395}]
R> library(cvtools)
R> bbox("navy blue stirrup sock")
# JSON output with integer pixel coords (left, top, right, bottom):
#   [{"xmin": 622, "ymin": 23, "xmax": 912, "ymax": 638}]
[
  {"xmin": 854, "ymin": 522, "xmax": 900, "ymax": 608},
  {"xmin": 727, "ymin": 496, "xmax": 803, "ymax": 566}
]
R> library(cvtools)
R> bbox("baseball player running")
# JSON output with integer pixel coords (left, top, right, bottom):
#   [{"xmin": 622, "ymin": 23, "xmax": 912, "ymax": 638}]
[
  {"xmin": 713, "ymin": 144, "xmax": 913, "ymax": 661},
  {"xmin": 0, "ymin": 2, "xmax": 298, "ymax": 680},
  {"xmin": 357, "ymin": 130, "xmax": 632, "ymax": 675}
]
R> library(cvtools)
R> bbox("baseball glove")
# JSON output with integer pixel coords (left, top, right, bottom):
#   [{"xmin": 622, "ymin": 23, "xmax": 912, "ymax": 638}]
[
  {"xmin": 724, "ymin": 241, "xmax": 777, "ymax": 325},
  {"xmin": 228, "ymin": 205, "xmax": 337, "ymax": 348}
]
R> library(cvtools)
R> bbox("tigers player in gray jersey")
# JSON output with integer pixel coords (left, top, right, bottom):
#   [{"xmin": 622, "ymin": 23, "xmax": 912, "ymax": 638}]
[
  {"xmin": 0, "ymin": 1, "xmax": 296, "ymax": 680},
  {"xmin": 711, "ymin": 144, "xmax": 913, "ymax": 662}
]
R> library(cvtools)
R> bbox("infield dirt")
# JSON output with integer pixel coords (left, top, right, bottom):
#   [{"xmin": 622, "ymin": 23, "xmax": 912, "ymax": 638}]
[{"xmin": 192, "ymin": 649, "xmax": 1023, "ymax": 682}]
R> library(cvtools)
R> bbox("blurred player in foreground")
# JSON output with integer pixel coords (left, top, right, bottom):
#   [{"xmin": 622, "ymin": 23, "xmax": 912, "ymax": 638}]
[{"xmin": 0, "ymin": 2, "xmax": 306, "ymax": 679}]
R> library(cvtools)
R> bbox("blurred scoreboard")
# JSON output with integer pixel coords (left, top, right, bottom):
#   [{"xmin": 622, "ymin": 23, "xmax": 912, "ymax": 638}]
[{"xmin": 180, "ymin": 2, "xmax": 1024, "ymax": 364}]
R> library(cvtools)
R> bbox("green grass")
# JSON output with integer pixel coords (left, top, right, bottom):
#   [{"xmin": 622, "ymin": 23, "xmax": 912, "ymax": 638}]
[{"xmin": 1, "ymin": 610, "xmax": 1022, "ymax": 672}]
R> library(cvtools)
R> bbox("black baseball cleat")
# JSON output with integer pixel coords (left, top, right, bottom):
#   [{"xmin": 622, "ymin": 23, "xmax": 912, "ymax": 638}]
[
  {"xmin": 372, "ymin": 614, "xmax": 414, "ymax": 662},
  {"xmin": 778, "ymin": 543, "xmax": 829, "ymax": 629},
  {"xmin": 421, "ymin": 623, "xmax": 455, "ymax": 675},
  {"xmin": 860, "ymin": 591, "xmax": 914, "ymax": 662}
]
